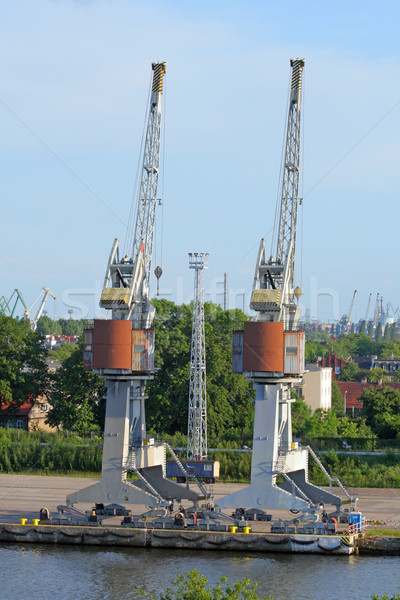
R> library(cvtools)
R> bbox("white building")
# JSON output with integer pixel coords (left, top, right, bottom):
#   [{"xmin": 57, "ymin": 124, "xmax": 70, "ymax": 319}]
[{"xmin": 297, "ymin": 366, "xmax": 332, "ymax": 412}]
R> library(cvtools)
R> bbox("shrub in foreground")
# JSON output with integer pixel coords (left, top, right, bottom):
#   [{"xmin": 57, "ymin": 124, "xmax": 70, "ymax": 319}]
[{"xmin": 138, "ymin": 569, "xmax": 273, "ymax": 600}]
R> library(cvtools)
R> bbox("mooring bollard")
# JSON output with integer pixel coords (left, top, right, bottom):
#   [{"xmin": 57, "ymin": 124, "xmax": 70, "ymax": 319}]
[{"xmin": 243, "ymin": 526, "xmax": 251, "ymax": 534}]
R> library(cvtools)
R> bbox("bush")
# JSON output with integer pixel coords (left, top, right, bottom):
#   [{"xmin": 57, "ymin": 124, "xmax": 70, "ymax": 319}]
[
  {"xmin": 0, "ymin": 430, "xmax": 102, "ymax": 474},
  {"xmin": 138, "ymin": 569, "xmax": 273, "ymax": 600}
]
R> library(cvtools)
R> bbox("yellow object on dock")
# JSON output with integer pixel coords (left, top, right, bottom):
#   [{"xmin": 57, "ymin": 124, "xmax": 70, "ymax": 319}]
[
  {"xmin": 229, "ymin": 526, "xmax": 237, "ymax": 533},
  {"xmin": 32, "ymin": 519, "xmax": 40, "ymax": 526},
  {"xmin": 243, "ymin": 526, "xmax": 251, "ymax": 534},
  {"xmin": 20, "ymin": 518, "xmax": 27, "ymax": 525}
]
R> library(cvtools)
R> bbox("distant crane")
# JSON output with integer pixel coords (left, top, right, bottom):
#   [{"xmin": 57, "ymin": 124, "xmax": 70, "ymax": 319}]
[
  {"xmin": 0, "ymin": 289, "xmax": 27, "ymax": 318},
  {"xmin": 339, "ymin": 289, "xmax": 357, "ymax": 334},
  {"xmin": 387, "ymin": 303, "xmax": 400, "ymax": 318},
  {"xmin": 25, "ymin": 287, "xmax": 57, "ymax": 330},
  {"xmin": 187, "ymin": 252, "xmax": 208, "ymax": 461},
  {"xmin": 373, "ymin": 293, "xmax": 381, "ymax": 329},
  {"xmin": 364, "ymin": 293, "xmax": 372, "ymax": 323}
]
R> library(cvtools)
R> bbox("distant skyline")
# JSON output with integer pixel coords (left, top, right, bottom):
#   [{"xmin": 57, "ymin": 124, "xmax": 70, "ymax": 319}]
[{"xmin": 1, "ymin": 0, "xmax": 399, "ymax": 322}]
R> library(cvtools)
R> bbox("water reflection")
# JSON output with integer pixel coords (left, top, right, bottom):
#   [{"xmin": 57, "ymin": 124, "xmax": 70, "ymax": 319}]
[{"xmin": 1, "ymin": 545, "xmax": 399, "ymax": 600}]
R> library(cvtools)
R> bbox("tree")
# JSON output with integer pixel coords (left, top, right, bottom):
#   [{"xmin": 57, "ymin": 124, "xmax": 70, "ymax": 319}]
[
  {"xmin": 331, "ymin": 381, "xmax": 344, "ymax": 415},
  {"xmin": 383, "ymin": 324, "xmax": 391, "ymax": 341},
  {"xmin": 305, "ymin": 340, "xmax": 326, "ymax": 362},
  {"xmin": 50, "ymin": 341, "xmax": 77, "ymax": 362},
  {"xmin": 375, "ymin": 322, "xmax": 383, "ymax": 342},
  {"xmin": 355, "ymin": 334, "xmax": 376, "ymax": 356},
  {"xmin": 390, "ymin": 323, "xmax": 398, "ymax": 341},
  {"xmin": 57, "ymin": 318, "xmax": 85, "ymax": 336},
  {"xmin": 291, "ymin": 396, "xmax": 312, "ymax": 438},
  {"xmin": 359, "ymin": 320, "xmax": 366, "ymax": 335},
  {"xmin": 0, "ymin": 315, "xmax": 49, "ymax": 411},
  {"xmin": 36, "ymin": 315, "xmax": 86, "ymax": 336},
  {"xmin": 145, "ymin": 300, "xmax": 193, "ymax": 434},
  {"xmin": 361, "ymin": 386, "xmax": 400, "ymax": 438},
  {"xmin": 146, "ymin": 300, "xmax": 254, "ymax": 438},
  {"xmin": 336, "ymin": 361, "xmax": 361, "ymax": 382},
  {"xmin": 366, "ymin": 367, "xmax": 389, "ymax": 384},
  {"xmin": 36, "ymin": 315, "xmax": 62, "ymax": 335},
  {"xmin": 138, "ymin": 570, "xmax": 273, "ymax": 600},
  {"xmin": 47, "ymin": 344, "xmax": 106, "ymax": 433}
]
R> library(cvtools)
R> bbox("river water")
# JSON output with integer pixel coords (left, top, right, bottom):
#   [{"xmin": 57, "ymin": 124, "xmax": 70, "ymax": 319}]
[{"xmin": 1, "ymin": 544, "xmax": 399, "ymax": 600}]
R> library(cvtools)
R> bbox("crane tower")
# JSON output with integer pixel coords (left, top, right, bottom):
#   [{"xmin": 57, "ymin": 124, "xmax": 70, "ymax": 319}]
[
  {"xmin": 187, "ymin": 253, "xmax": 208, "ymax": 460},
  {"xmin": 71, "ymin": 62, "xmax": 198, "ymax": 508},
  {"xmin": 218, "ymin": 59, "xmax": 351, "ymax": 516}
]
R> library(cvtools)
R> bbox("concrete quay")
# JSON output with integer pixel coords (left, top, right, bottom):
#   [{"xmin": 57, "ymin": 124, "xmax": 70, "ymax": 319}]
[{"xmin": 0, "ymin": 474, "xmax": 399, "ymax": 555}]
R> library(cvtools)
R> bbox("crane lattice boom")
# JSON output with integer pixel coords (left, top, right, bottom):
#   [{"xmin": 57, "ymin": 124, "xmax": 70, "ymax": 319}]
[
  {"xmin": 133, "ymin": 61, "xmax": 166, "ymax": 291},
  {"xmin": 250, "ymin": 59, "xmax": 305, "ymax": 331},
  {"xmin": 276, "ymin": 58, "xmax": 304, "ymax": 271},
  {"xmin": 99, "ymin": 62, "xmax": 166, "ymax": 324}
]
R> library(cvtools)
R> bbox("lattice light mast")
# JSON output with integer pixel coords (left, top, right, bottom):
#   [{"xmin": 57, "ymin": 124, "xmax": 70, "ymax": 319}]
[{"xmin": 187, "ymin": 253, "xmax": 209, "ymax": 460}]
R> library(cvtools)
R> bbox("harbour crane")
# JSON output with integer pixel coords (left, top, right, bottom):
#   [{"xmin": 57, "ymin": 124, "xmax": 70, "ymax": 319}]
[
  {"xmin": 219, "ymin": 59, "xmax": 352, "ymax": 517},
  {"xmin": 0, "ymin": 289, "xmax": 27, "ymax": 318},
  {"xmin": 338, "ymin": 289, "xmax": 357, "ymax": 334},
  {"xmin": 387, "ymin": 303, "xmax": 400, "ymax": 319},
  {"xmin": 373, "ymin": 293, "xmax": 381, "ymax": 329},
  {"xmin": 71, "ymin": 62, "xmax": 199, "ymax": 508},
  {"xmin": 25, "ymin": 287, "xmax": 57, "ymax": 330},
  {"xmin": 364, "ymin": 293, "xmax": 372, "ymax": 324}
]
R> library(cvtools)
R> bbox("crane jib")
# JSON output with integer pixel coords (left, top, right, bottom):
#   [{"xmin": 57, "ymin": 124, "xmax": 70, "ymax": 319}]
[
  {"xmin": 151, "ymin": 62, "xmax": 167, "ymax": 94},
  {"xmin": 100, "ymin": 61, "xmax": 166, "ymax": 317}
]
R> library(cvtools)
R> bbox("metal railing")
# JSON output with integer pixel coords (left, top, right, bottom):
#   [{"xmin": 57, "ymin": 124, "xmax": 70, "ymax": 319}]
[
  {"xmin": 305, "ymin": 445, "xmax": 353, "ymax": 502},
  {"xmin": 164, "ymin": 443, "xmax": 208, "ymax": 497},
  {"xmin": 124, "ymin": 449, "xmax": 165, "ymax": 501}
]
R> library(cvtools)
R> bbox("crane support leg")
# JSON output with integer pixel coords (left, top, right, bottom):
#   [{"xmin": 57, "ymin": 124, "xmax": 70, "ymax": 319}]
[
  {"xmin": 217, "ymin": 383, "xmax": 308, "ymax": 511},
  {"xmin": 68, "ymin": 379, "xmax": 159, "ymax": 506}
]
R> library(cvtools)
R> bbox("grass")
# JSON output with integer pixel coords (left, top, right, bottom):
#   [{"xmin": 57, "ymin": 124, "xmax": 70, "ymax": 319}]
[
  {"xmin": 365, "ymin": 529, "xmax": 400, "ymax": 537},
  {"xmin": 8, "ymin": 470, "xmax": 101, "ymax": 478}
]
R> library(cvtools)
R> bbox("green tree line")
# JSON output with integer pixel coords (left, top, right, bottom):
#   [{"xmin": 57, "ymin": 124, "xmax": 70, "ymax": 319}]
[
  {"xmin": 1, "ymin": 307, "xmax": 399, "ymax": 483},
  {"xmin": 305, "ymin": 331, "xmax": 400, "ymax": 363},
  {"xmin": 36, "ymin": 315, "xmax": 86, "ymax": 336}
]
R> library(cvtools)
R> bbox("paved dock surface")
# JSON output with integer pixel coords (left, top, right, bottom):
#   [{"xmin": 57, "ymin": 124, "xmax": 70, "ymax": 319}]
[{"xmin": 0, "ymin": 474, "xmax": 398, "ymax": 528}]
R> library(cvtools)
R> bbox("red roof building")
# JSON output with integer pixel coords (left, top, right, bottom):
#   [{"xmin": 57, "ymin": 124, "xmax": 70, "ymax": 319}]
[
  {"xmin": 0, "ymin": 396, "xmax": 56, "ymax": 432},
  {"xmin": 318, "ymin": 353, "xmax": 348, "ymax": 377},
  {"xmin": 336, "ymin": 381, "xmax": 400, "ymax": 416}
]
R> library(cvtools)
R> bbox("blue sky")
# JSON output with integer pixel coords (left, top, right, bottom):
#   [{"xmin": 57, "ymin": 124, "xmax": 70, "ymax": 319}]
[{"xmin": 1, "ymin": 0, "xmax": 399, "ymax": 323}]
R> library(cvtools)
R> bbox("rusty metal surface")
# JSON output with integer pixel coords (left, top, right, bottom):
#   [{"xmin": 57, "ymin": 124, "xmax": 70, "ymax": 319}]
[
  {"xmin": 243, "ymin": 321, "xmax": 284, "ymax": 373},
  {"xmin": 92, "ymin": 319, "xmax": 132, "ymax": 370}
]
